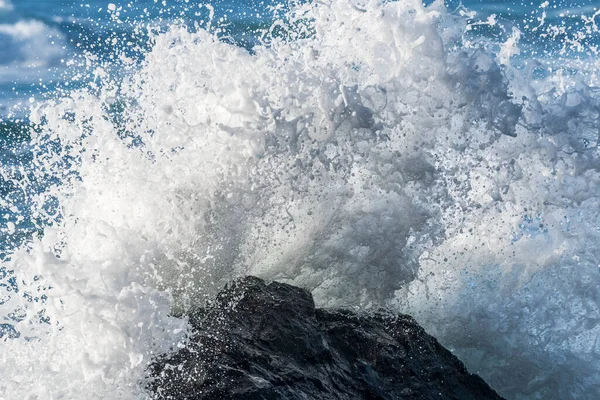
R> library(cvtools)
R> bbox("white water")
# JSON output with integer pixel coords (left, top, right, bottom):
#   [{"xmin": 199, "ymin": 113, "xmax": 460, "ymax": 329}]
[
  {"xmin": 0, "ymin": 19, "xmax": 66, "ymax": 70},
  {"xmin": 0, "ymin": 0, "xmax": 12, "ymax": 12},
  {"xmin": 1, "ymin": 0, "xmax": 600, "ymax": 399}
]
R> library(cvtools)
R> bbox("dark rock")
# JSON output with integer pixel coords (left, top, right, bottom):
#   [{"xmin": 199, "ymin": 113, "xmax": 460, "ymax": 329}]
[{"xmin": 149, "ymin": 276, "xmax": 504, "ymax": 400}]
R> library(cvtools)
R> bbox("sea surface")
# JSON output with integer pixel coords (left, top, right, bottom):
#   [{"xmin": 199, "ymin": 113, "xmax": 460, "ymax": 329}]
[{"xmin": 1, "ymin": 0, "xmax": 600, "ymax": 399}]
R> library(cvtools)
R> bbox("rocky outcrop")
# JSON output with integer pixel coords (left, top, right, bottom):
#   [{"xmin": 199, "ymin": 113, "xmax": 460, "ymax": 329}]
[{"xmin": 149, "ymin": 276, "xmax": 504, "ymax": 400}]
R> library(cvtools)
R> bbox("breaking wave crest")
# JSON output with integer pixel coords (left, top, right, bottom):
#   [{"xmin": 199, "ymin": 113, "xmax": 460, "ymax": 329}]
[{"xmin": 1, "ymin": 1, "xmax": 600, "ymax": 399}]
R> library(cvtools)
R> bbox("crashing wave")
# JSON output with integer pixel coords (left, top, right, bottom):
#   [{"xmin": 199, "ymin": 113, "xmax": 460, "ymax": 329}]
[{"xmin": 1, "ymin": 0, "xmax": 599, "ymax": 399}]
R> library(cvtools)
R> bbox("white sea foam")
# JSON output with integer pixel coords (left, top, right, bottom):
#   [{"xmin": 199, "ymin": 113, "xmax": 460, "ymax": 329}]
[
  {"xmin": 0, "ymin": 20, "xmax": 66, "ymax": 69},
  {"xmin": 0, "ymin": 0, "xmax": 13, "ymax": 11},
  {"xmin": 1, "ymin": 0, "xmax": 600, "ymax": 399}
]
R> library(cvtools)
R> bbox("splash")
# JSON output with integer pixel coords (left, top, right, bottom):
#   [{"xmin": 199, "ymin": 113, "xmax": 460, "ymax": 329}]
[{"xmin": 1, "ymin": 0, "xmax": 600, "ymax": 399}]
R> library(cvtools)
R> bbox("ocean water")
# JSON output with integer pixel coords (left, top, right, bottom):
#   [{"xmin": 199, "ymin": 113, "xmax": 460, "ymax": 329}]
[{"xmin": 1, "ymin": 0, "xmax": 600, "ymax": 399}]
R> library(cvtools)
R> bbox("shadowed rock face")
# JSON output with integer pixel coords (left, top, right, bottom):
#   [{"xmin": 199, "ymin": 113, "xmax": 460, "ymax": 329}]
[{"xmin": 149, "ymin": 276, "xmax": 504, "ymax": 400}]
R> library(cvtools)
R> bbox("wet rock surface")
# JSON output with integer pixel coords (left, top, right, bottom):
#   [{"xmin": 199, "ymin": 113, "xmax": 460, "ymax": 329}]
[{"xmin": 149, "ymin": 276, "xmax": 504, "ymax": 400}]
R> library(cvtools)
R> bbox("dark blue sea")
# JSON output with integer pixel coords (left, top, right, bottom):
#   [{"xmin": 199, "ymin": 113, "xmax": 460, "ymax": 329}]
[{"xmin": 1, "ymin": 0, "xmax": 600, "ymax": 399}]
